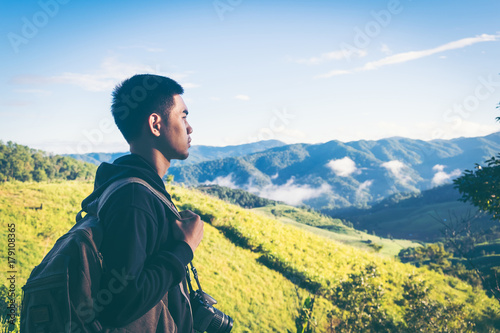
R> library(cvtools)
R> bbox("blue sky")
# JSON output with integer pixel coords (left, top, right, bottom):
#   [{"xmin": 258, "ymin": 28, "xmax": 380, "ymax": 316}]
[{"xmin": 1, "ymin": 0, "xmax": 499, "ymax": 154}]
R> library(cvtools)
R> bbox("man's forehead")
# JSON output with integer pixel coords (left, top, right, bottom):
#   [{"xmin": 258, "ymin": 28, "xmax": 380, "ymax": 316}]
[{"xmin": 172, "ymin": 94, "xmax": 188, "ymax": 113}]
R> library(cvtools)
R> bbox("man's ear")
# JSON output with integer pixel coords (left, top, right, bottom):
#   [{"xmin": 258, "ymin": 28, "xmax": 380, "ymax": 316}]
[{"xmin": 148, "ymin": 113, "xmax": 162, "ymax": 137}]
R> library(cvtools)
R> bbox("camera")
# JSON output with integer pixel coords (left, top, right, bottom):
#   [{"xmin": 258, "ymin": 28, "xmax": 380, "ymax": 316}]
[{"xmin": 190, "ymin": 289, "xmax": 233, "ymax": 333}]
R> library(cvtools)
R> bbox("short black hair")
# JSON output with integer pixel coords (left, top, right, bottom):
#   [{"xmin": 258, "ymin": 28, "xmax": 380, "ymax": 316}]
[{"xmin": 111, "ymin": 74, "xmax": 184, "ymax": 143}]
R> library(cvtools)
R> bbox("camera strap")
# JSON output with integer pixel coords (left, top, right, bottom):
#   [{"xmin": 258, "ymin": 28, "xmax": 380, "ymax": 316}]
[{"xmin": 186, "ymin": 262, "xmax": 202, "ymax": 294}]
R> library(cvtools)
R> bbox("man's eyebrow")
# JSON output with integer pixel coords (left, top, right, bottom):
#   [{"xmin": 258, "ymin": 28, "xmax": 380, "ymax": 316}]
[{"xmin": 183, "ymin": 110, "xmax": 189, "ymax": 115}]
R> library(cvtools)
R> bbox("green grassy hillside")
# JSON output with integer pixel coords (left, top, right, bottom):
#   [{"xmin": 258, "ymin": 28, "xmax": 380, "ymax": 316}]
[
  {"xmin": 252, "ymin": 204, "xmax": 420, "ymax": 257},
  {"xmin": 1, "ymin": 181, "xmax": 499, "ymax": 332},
  {"xmin": 192, "ymin": 184, "xmax": 421, "ymax": 257}
]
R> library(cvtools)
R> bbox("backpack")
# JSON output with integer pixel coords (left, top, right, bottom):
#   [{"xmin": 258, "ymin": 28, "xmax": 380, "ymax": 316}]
[{"xmin": 20, "ymin": 177, "xmax": 182, "ymax": 333}]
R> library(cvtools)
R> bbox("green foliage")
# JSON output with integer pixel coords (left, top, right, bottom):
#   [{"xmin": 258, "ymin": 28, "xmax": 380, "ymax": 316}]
[
  {"xmin": 398, "ymin": 243, "xmax": 452, "ymax": 272},
  {"xmin": 397, "ymin": 275, "xmax": 476, "ymax": 332},
  {"xmin": 367, "ymin": 242, "xmax": 383, "ymax": 252},
  {"xmin": 165, "ymin": 174, "xmax": 174, "ymax": 184},
  {"xmin": 326, "ymin": 265, "xmax": 398, "ymax": 332},
  {"xmin": 325, "ymin": 269, "xmax": 477, "ymax": 332},
  {"xmin": 0, "ymin": 141, "xmax": 96, "ymax": 182},
  {"xmin": 290, "ymin": 294, "xmax": 317, "ymax": 333},
  {"xmin": 454, "ymin": 154, "xmax": 500, "ymax": 220}
]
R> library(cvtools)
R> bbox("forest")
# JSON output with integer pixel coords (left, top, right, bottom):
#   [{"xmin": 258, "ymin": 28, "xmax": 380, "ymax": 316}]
[{"xmin": 0, "ymin": 141, "xmax": 97, "ymax": 182}]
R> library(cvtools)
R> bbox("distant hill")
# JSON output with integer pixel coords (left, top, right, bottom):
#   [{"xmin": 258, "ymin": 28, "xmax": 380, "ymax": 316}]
[
  {"xmin": 67, "ymin": 140, "xmax": 286, "ymax": 166},
  {"xmin": 64, "ymin": 151, "xmax": 128, "ymax": 165},
  {"xmin": 196, "ymin": 184, "xmax": 280, "ymax": 208},
  {"xmin": 328, "ymin": 184, "xmax": 496, "ymax": 242},
  {"xmin": 0, "ymin": 141, "xmax": 96, "ymax": 181},
  {"xmin": 168, "ymin": 132, "xmax": 500, "ymax": 210}
]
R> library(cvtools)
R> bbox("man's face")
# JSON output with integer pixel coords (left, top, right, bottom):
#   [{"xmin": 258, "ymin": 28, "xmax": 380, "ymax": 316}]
[{"xmin": 159, "ymin": 94, "xmax": 193, "ymax": 160}]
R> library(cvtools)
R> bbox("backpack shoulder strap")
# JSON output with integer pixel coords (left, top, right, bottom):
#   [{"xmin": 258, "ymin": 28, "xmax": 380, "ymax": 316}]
[
  {"xmin": 97, "ymin": 177, "xmax": 182, "ymax": 220},
  {"xmin": 77, "ymin": 177, "xmax": 182, "ymax": 222}
]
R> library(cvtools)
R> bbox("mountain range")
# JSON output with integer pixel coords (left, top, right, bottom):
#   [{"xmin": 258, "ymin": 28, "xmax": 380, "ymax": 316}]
[
  {"xmin": 70, "ymin": 132, "xmax": 500, "ymax": 210},
  {"xmin": 67, "ymin": 140, "xmax": 285, "ymax": 166},
  {"xmin": 329, "ymin": 183, "xmax": 496, "ymax": 241},
  {"xmin": 168, "ymin": 132, "xmax": 500, "ymax": 209}
]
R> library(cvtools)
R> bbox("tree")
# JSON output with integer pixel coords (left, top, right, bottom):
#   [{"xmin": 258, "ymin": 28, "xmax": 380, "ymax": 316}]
[
  {"xmin": 326, "ymin": 264, "xmax": 397, "ymax": 332},
  {"xmin": 398, "ymin": 243, "xmax": 452, "ymax": 273},
  {"xmin": 0, "ymin": 141, "xmax": 96, "ymax": 182},
  {"xmin": 451, "ymin": 110, "xmax": 500, "ymax": 301},
  {"xmin": 454, "ymin": 109, "xmax": 500, "ymax": 219},
  {"xmin": 396, "ymin": 275, "xmax": 475, "ymax": 332},
  {"xmin": 453, "ymin": 154, "xmax": 500, "ymax": 220}
]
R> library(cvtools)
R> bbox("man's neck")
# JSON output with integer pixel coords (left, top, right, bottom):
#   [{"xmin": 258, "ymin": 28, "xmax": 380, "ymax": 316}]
[{"xmin": 130, "ymin": 144, "xmax": 171, "ymax": 179}]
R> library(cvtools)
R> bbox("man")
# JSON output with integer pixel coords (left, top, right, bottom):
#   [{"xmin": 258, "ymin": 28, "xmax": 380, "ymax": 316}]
[{"xmin": 80, "ymin": 74, "xmax": 203, "ymax": 332}]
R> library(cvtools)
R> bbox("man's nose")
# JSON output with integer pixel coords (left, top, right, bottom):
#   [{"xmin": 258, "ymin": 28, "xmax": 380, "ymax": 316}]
[{"xmin": 187, "ymin": 122, "xmax": 193, "ymax": 134}]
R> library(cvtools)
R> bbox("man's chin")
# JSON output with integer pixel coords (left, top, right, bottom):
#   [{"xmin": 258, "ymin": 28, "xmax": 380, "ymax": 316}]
[{"xmin": 175, "ymin": 152, "xmax": 189, "ymax": 160}]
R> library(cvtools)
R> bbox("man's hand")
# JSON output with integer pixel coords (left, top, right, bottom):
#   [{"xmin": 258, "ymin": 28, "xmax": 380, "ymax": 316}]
[{"xmin": 173, "ymin": 210, "xmax": 204, "ymax": 252}]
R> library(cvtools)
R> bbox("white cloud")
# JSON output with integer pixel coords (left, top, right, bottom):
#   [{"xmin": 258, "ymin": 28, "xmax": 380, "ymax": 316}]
[
  {"xmin": 203, "ymin": 174, "xmax": 238, "ymax": 189},
  {"xmin": 361, "ymin": 34, "xmax": 499, "ymax": 71},
  {"xmin": 326, "ymin": 157, "xmax": 358, "ymax": 177},
  {"xmin": 356, "ymin": 180, "xmax": 374, "ymax": 201},
  {"xmin": 11, "ymin": 57, "xmax": 199, "ymax": 92},
  {"xmin": 314, "ymin": 70, "xmax": 352, "ymax": 79},
  {"xmin": 252, "ymin": 178, "xmax": 331, "ymax": 206},
  {"xmin": 431, "ymin": 164, "xmax": 461, "ymax": 186},
  {"xmin": 317, "ymin": 33, "xmax": 500, "ymax": 78},
  {"xmin": 381, "ymin": 160, "xmax": 412, "ymax": 185},
  {"xmin": 293, "ymin": 49, "xmax": 367, "ymax": 65},
  {"xmin": 235, "ymin": 94, "xmax": 250, "ymax": 101},
  {"xmin": 433, "ymin": 164, "xmax": 446, "ymax": 172}
]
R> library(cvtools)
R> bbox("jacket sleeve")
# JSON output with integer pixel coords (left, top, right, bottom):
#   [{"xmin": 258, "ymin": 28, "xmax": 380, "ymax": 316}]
[{"xmin": 97, "ymin": 184, "xmax": 193, "ymax": 326}]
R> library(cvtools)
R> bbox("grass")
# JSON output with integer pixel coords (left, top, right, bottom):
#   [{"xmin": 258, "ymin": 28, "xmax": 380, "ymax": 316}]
[
  {"xmin": 0, "ymin": 181, "xmax": 318, "ymax": 332},
  {"xmin": 1, "ymin": 181, "xmax": 499, "ymax": 332},
  {"xmin": 252, "ymin": 204, "xmax": 421, "ymax": 257},
  {"xmin": 170, "ymin": 185, "xmax": 499, "ymax": 329}
]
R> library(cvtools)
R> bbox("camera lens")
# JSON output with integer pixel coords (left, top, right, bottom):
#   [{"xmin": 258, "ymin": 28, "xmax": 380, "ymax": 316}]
[{"xmin": 206, "ymin": 307, "xmax": 233, "ymax": 333}]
